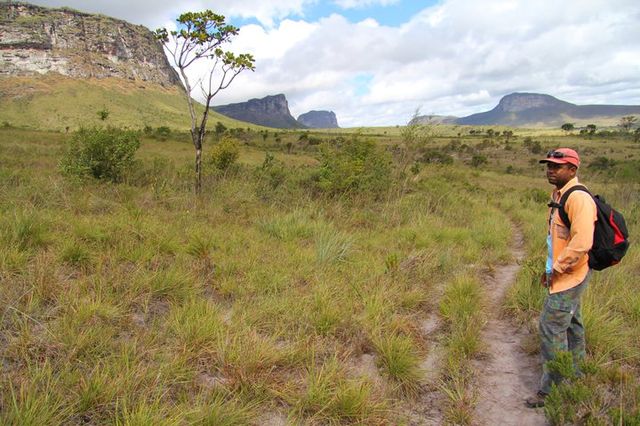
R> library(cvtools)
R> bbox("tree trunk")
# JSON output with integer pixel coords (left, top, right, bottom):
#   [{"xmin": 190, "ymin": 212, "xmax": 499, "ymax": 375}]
[
  {"xmin": 192, "ymin": 128, "xmax": 203, "ymax": 195},
  {"xmin": 195, "ymin": 147, "xmax": 202, "ymax": 195}
]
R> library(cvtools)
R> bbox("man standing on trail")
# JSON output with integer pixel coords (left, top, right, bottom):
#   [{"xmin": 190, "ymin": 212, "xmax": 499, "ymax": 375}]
[{"xmin": 526, "ymin": 148, "xmax": 597, "ymax": 408}]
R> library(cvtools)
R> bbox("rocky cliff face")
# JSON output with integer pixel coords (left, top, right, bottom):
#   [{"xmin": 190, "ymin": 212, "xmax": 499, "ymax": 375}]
[
  {"xmin": 213, "ymin": 94, "xmax": 305, "ymax": 129},
  {"xmin": 297, "ymin": 110, "xmax": 339, "ymax": 128},
  {"xmin": 0, "ymin": 3, "xmax": 180, "ymax": 87},
  {"xmin": 494, "ymin": 93, "xmax": 572, "ymax": 113}
]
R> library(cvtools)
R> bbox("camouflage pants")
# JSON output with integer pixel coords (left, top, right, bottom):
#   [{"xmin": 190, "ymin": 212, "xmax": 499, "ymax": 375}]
[{"xmin": 539, "ymin": 273, "xmax": 590, "ymax": 394}]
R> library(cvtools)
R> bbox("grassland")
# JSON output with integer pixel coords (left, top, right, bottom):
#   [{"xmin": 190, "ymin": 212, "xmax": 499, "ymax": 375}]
[
  {"xmin": 0, "ymin": 124, "xmax": 638, "ymax": 424},
  {"xmin": 0, "ymin": 75, "xmax": 266, "ymax": 132}
]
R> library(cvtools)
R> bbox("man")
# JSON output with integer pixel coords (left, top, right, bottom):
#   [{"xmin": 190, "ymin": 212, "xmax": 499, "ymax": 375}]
[{"xmin": 526, "ymin": 148, "xmax": 597, "ymax": 408}]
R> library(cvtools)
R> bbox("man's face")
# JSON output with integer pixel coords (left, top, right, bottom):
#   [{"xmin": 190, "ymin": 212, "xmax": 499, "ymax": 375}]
[{"xmin": 546, "ymin": 163, "xmax": 576, "ymax": 188}]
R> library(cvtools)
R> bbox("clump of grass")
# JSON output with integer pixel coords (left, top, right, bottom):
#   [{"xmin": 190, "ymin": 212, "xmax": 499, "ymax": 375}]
[
  {"xmin": 438, "ymin": 274, "xmax": 485, "ymax": 424},
  {"xmin": 167, "ymin": 298, "xmax": 225, "ymax": 356},
  {"xmin": 186, "ymin": 393, "xmax": 255, "ymax": 425},
  {"xmin": 292, "ymin": 356, "xmax": 384, "ymax": 424},
  {"xmin": 257, "ymin": 208, "xmax": 316, "ymax": 241},
  {"xmin": 439, "ymin": 275, "xmax": 483, "ymax": 329},
  {"xmin": 2, "ymin": 362, "xmax": 72, "ymax": 425},
  {"xmin": 372, "ymin": 333, "xmax": 422, "ymax": 395},
  {"xmin": 438, "ymin": 373, "xmax": 476, "ymax": 425},
  {"xmin": 218, "ymin": 329, "xmax": 288, "ymax": 385},
  {"xmin": 580, "ymin": 276, "xmax": 631, "ymax": 363},
  {"xmin": 6, "ymin": 210, "xmax": 48, "ymax": 250},
  {"xmin": 59, "ymin": 240, "xmax": 92, "ymax": 268},
  {"xmin": 147, "ymin": 267, "xmax": 198, "ymax": 303},
  {"xmin": 75, "ymin": 364, "xmax": 120, "ymax": 418},
  {"xmin": 185, "ymin": 233, "xmax": 215, "ymax": 261},
  {"xmin": 53, "ymin": 296, "xmax": 120, "ymax": 362},
  {"xmin": 309, "ymin": 288, "xmax": 344, "ymax": 336},
  {"xmin": 314, "ymin": 228, "xmax": 354, "ymax": 265},
  {"xmin": 114, "ymin": 397, "xmax": 180, "ymax": 425},
  {"xmin": 504, "ymin": 257, "xmax": 546, "ymax": 324}
]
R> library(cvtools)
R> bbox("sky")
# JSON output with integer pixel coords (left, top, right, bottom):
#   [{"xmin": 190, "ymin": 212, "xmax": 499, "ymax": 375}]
[{"xmin": 28, "ymin": 0, "xmax": 640, "ymax": 127}]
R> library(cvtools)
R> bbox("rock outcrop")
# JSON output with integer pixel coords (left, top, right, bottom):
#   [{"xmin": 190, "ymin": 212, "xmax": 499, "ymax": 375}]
[
  {"xmin": 297, "ymin": 110, "xmax": 339, "ymax": 128},
  {"xmin": 213, "ymin": 94, "xmax": 305, "ymax": 129},
  {"xmin": 0, "ymin": 2, "xmax": 180, "ymax": 87}
]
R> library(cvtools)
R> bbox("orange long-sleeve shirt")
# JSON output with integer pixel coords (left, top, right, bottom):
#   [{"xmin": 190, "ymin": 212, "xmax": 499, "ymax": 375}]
[{"xmin": 548, "ymin": 177, "xmax": 597, "ymax": 294}]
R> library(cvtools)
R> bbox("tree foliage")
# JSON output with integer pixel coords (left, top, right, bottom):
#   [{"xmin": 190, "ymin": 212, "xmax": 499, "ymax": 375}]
[
  {"xmin": 155, "ymin": 10, "xmax": 255, "ymax": 194},
  {"xmin": 620, "ymin": 115, "xmax": 637, "ymax": 132},
  {"xmin": 561, "ymin": 123, "xmax": 574, "ymax": 133}
]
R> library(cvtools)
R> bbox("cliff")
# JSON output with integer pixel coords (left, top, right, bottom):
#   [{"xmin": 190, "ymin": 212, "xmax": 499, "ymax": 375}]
[
  {"xmin": 297, "ymin": 110, "xmax": 339, "ymax": 128},
  {"xmin": 213, "ymin": 94, "xmax": 305, "ymax": 129},
  {"xmin": 0, "ymin": 2, "xmax": 180, "ymax": 87}
]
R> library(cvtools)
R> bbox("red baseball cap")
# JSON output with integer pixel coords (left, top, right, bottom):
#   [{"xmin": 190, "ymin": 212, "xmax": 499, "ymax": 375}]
[{"xmin": 539, "ymin": 148, "xmax": 580, "ymax": 167}]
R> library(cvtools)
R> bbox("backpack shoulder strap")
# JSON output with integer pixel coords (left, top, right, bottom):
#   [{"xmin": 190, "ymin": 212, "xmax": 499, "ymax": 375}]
[{"xmin": 553, "ymin": 184, "xmax": 590, "ymax": 228}]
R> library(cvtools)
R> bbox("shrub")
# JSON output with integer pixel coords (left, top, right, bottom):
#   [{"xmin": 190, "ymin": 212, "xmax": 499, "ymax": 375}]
[
  {"xmin": 589, "ymin": 156, "xmax": 617, "ymax": 171},
  {"xmin": 523, "ymin": 137, "xmax": 543, "ymax": 154},
  {"xmin": 154, "ymin": 126, "xmax": 171, "ymax": 141},
  {"xmin": 470, "ymin": 155, "xmax": 487, "ymax": 168},
  {"xmin": 255, "ymin": 152, "xmax": 287, "ymax": 192},
  {"xmin": 313, "ymin": 137, "xmax": 392, "ymax": 197},
  {"xmin": 59, "ymin": 127, "xmax": 140, "ymax": 182},
  {"xmin": 421, "ymin": 149, "xmax": 453, "ymax": 165},
  {"xmin": 209, "ymin": 137, "xmax": 240, "ymax": 172}
]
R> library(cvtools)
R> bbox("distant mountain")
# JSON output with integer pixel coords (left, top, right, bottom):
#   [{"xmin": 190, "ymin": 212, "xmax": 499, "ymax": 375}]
[
  {"xmin": 297, "ymin": 110, "xmax": 339, "ymax": 128},
  {"xmin": 455, "ymin": 93, "xmax": 640, "ymax": 127},
  {"xmin": 213, "ymin": 94, "xmax": 305, "ymax": 129}
]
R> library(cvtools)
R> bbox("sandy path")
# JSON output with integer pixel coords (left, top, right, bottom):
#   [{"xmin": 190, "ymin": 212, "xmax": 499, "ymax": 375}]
[{"xmin": 473, "ymin": 228, "xmax": 547, "ymax": 425}]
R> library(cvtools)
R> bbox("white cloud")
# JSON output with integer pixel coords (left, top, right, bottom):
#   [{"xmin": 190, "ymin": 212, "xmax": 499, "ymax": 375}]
[
  {"xmin": 28, "ymin": 0, "xmax": 316, "ymax": 27},
  {"xmin": 27, "ymin": 0, "xmax": 640, "ymax": 126},
  {"xmin": 333, "ymin": 0, "xmax": 399, "ymax": 9}
]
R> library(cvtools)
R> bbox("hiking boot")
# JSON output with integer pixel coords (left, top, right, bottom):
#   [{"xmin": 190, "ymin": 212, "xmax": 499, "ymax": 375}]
[{"xmin": 525, "ymin": 391, "xmax": 548, "ymax": 408}]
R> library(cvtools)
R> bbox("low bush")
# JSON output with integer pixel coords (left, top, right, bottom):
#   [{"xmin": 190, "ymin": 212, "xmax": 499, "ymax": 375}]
[
  {"xmin": 209, "ymin": 136, "xmax": 240, "ymax": 172},
  {"xmin": 59, "ymin": 127, "xmax": 140, "ymax": 182},
  {"xmin": 312, "ymin": 137, "xmax": 392, "ymax": 197}
]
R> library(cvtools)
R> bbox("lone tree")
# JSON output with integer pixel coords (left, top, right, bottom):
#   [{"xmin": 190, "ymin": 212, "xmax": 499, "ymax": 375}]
[
  {"xmin": 561, "ymin": 123, "xmax": 574, "ymax": 134},
  {"xmin": 155, "ymin": 11, "xmax": 255, "ymax": 194},
  {"xmin": 620, "ymin": 115, "xmax": 637, "ymax": 133}
]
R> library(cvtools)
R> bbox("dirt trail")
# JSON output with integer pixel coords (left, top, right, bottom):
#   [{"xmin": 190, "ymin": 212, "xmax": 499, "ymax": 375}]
[{"xmin": 473, "ymin": 228, "xmax": 547, "ymax": 425}]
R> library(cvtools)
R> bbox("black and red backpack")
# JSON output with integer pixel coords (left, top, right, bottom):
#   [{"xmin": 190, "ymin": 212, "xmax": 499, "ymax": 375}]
[{"xmin": 549, "ymin": 185, "xmax": 630, "ymax": 271}]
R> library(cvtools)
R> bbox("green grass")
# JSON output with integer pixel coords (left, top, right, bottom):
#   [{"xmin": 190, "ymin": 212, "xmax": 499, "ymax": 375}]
[
  {"xmin": 0, "ymin": 75, "xmax": 266, "ymax": 132},
  {"xmin": 0, "ymin": 126, "xmax": 638, "ymax": 424},
  {"xmin": 438, "ymin": 274, "xmax": 485, "ymax": 424}
]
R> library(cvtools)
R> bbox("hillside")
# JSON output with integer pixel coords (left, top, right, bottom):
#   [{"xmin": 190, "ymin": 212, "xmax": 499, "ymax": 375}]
[
  {"xmin": 0, "ymin": 74, "xmax": 261, "ymax": 131},
  {"xmin": 0, "ymin": 3, "xmax": 258, "ymax": 131}
]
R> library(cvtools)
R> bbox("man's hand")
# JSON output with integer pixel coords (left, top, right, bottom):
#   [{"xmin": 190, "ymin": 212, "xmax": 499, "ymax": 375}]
[
  {"xmin": 540, "ymin": 271, "xmax": 558, "ymax": 287},
  {"xmin": 540, "ymin": 272, "xmax": 547, "ymax": 287}
]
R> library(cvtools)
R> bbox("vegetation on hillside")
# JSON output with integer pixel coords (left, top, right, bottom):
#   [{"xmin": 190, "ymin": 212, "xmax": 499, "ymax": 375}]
[{"xmin": 0, "ymin": 75, "xmax": 264, "ymax": 132}]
